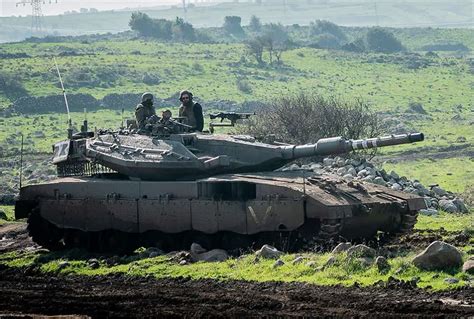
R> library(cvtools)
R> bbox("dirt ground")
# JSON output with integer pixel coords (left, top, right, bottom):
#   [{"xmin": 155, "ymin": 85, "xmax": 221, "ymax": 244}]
[{"xmin": 0, "ymin": 223, "xmax": 473, "ymax": 318}]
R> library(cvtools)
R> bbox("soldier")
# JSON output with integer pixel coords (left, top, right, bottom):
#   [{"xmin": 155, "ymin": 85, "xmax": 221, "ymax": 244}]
[
  {"xmin": 178, "ymin": 90, "xmax": 204, "ymax": 132},
  {"xmin": 135, "ymin": 92, "xmax": 157, "ymax": 130}
]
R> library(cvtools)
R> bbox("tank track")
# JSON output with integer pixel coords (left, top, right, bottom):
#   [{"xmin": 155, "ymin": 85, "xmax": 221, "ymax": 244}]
[{"xmin": 26, "ymin": 207, "xmax": 419, "ymax": 253}]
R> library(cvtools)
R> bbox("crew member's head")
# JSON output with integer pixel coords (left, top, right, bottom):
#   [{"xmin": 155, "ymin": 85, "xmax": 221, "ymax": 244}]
[
  {"xmin": 179, "ymin": 90, "xmax": 193, "ymax": 107},
  {"xmin": 141, "ymin": 92, "xmax": 154, "ymax": 107}
]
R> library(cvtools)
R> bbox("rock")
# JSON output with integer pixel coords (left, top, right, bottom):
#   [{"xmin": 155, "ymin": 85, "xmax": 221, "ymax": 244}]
[
  {"xmin": 419, "ymin": 208, "xmax": 438, "ymax": 216},
  {"xmin": 179, "ymin": 260, "xmax": 187, "ymax": 265},
  {"xmin": 375, "ymin": 256, "xmax": 390, "ymax": 272},
  {"xmin": 336, "ymin": 167, "xmax": 346, "ymax": 176},
  {"xmin": 87, "ymin": 258, "xmax": 100, "ymax": 269},
  {"xmin": 438, "ymin": 199, "xmax": 458, "ymax": 213},
  {"xmin": 431, "ymin": 186, "xmax": 447, "ymax": 197},
  {"xmin": 343, "ymin": 174, "xmax": 354, "ymax": 181},
  {"xmin": 335, "ymin": 157, "xmax": 345, "ymax": 167},
  {"xmin": 273, "ymin": 259, "xmax": 285, "ymax": 268},
  {"xmin": 444, "ymin": 278, "xmax": 460, "ymax": 284},
  {"xmin": 413, "ymin": 241, "xmax": 463, "ymax": 271},
  {"xmin": 149, "ymin": 251, "xmax": 161, "ymax": 258},
  {"xmin": 453, "ymin": 198, "xmax": 468, "ymax": 213},
  {"xmin": 288, "ymin": 163, "xmax": 300, "ymax": 171},
  {"xmin": 190, "ymin": 242, "xmax": 207, "ymax": 254},
  {"xmin": 356, "ymin": 257, "xmax": 373, "ymax": 268},
  {"xmin": 292, "ymin": 256, "xmax": 304, "ymax": 265},
  {"xmin": 324, "ymin": 256, "xmax": 337, "ymax": 267},
  {"xmin": 456, "ymin": 136, "xmax": 466, "ymax": 143},
  {"xmin": 323, "ymin": 158, "xmax": 334, "ymax": 167},
  {"xmin": 58, "ymin": 261, "xmax": 70, "ymax": 270},
  {"xmin": 305, "ymin": 261, "xmax": 317, "ymax": 268},
  {"xmin": 331, "ymin": 242, "xmax": 352, "ymax": 254},
  {"xmin": 193, "ymin": 249, "xmax": 229, "ymax": 262},
  {"xmin": 391, "ymin": 183, "xmax": 402, "ymax": 191},
  {"xmin": 357, "ymin": 169, "xmax": 368, "ymax": 177},
  {"xmin": 347, "ymin": 244, "xmax": 376, "ymax": 258},
  {"xmin": 255, "ymin": 244, "xmax": 283, "ymax": 259},
  {"xmin": 373, "ymin": 176, "xmax": 386, "ymax": 186},
  {"xmin": 462, "ymin": 259, "xmax": 474, "ymax": 274}
]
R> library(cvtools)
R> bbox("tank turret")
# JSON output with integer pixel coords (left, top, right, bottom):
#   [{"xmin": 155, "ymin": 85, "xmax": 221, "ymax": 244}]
[{"xmin": 52, "ymin": 127, "xmax": 424, "ymax": 181}]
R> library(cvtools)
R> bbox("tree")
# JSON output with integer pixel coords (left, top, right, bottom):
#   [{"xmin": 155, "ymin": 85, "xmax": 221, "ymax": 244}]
[
  {"xmin": 366, "ymin": 27, "xmax": 404, "ymax": 53},
  {"xmin": 245, "ymin": 36, "xmax": 265, "ymax": 65},
  {"xmin": 223, "ymin": 16, "xmax": 244, "ymax": 35},
  {"xmin": 261, "ymin": 23, "xmax": 289, "ymax": 64},
  {"xmin": 309, "ymin": 20, "xmax": 347, "ymax": 42},
  {"xmin": 129, "ymin": 12, "xmax": 155, "ymax": 37},
  {"xmin": 172, "ymin": 17, "xmax": 196, "ymax": 42},
  {"xmin": 248, "ymin": 15, "xmax": 262, "ymax": 32}
]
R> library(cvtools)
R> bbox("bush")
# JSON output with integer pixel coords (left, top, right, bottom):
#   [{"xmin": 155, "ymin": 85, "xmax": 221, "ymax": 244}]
[
  {"xmin": 311, "ymin": 33, "xmax": 341, "ymax": 49},
  {"xmin": 248, "ymin": 15, "xmax": 262, "ymax": 32},
  {"xmin": 0, "ymin": 72, "xmax": 28, "ymax": 100},
  {"xmin": 236, "ymin": 78, "xmax": 253, "ymax": 94},
  {"xmin": 238, "ymin": 93, "xmax": 381, "ymax": 145},
  {"xmin": 172, "ymin": 17, "xmax": 196, "ymax": 42},
  {"xmin": 223, "ymin": 16, "xmax": 245, "ymax": 35},
  {"xmin": 309, "ymin": 20, "xmax": 347, "ymax": 42},
  {"xmin": 421, "ymin": 43, "xmax": 469, "ymax": 52},
  {"xmin": 366, "ymin": 27, "xmax": 404, "ymax": 53}
]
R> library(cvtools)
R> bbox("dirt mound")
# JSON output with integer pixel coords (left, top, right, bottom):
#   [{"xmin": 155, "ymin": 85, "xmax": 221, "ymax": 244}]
[{"xmin": 0, "ymin": 267, "xmax": 472, "ymax": 318}]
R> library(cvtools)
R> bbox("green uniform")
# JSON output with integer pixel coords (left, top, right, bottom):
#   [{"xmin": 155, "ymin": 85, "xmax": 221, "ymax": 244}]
[{"xmin": 135, "ymin": 103, "xmax": 156, "ymax": 129}]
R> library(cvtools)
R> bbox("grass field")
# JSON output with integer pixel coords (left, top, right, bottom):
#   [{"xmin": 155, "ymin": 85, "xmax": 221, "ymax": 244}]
[{"xmin": 0, "ymin": 211, "xmax": 471, "ymax": 291}]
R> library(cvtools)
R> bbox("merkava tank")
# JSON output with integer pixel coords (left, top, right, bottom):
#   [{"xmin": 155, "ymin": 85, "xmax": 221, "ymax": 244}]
[{"xmin": 15, "ymin": 113, "xmax": 426, "ymax": 252}]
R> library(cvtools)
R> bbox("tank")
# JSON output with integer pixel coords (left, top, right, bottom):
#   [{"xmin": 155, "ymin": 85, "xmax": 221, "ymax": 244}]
[{"xmin": 15, "ymin": 114, "xmax": 426, "ymax": 252}]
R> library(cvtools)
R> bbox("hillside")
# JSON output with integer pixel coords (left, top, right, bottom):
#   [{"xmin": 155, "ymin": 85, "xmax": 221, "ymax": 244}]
[{"xmin": 1, "ymin": 0, "xmax": 472, "ymax": 43}]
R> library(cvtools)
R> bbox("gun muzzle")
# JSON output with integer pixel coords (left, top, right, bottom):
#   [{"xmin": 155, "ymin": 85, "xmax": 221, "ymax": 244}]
[{"xmin": 280, "ymin": 133, "xmax": 424, "ymax": 159}]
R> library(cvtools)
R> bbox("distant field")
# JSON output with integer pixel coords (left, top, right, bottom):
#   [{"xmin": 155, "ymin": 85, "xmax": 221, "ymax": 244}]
[
  {"xmin": 1, "ymin": 0, "xmax": 472, "ymax": 42},
  {"xmin": 0, "ymin": 33, "xmax": 473, "ymax": 195}
]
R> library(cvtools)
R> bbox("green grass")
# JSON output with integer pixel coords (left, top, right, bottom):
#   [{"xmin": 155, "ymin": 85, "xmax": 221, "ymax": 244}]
[
  {"xmin": 416, "ymin": 211, "xmax": 473, "ymax": 233},
  {"xmin": 0, "ymin": 213, "xmax": 471, "ymax": 290},
  {"xmin": 0, "ymin": 205, "xmax": 15, "ymax": 224},
  {"xmin": 0, "ymin": 249, "xmax": 471, "ymax": 291},
  {"xmin": 383, "ymin": 157, "xmax": 474, "ymax": 194}
]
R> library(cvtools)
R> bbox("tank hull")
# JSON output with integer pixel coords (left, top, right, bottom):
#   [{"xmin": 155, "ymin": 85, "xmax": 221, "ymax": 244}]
[{"xmin": 16, "ymin": 171, "xmax": 425, "ymax": 251}]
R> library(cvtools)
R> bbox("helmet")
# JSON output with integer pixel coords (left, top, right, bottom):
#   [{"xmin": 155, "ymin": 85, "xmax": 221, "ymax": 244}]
[
  {"xmin": 141, "ymin": 92, "xmax": 154, "ymax": 103},
  {"xmin": 179, "ymin": 90, "xmax": 193, "ymax": 102}
]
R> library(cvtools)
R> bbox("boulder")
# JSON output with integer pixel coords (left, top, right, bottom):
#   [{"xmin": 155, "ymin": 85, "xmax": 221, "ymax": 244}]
[
  {"xmin": 391, "ymin": 183, "xmax": 402, "ymax": 191},
  {"xmin": 444, "ymin": 278, "xmax": 460, "ymax": 284},
  {"xmin": 419, "ymin": 208, "xmax": 438, "ymax": 216},
  {"xmin": 324, "ymin": 256, "xmax": 337, "ymax": 267},
  {"xmin": 190, "ymin": 242, "xmax": 207, "ymax": 255},
  {"xmin": 193, "ymin": 249, "xmax": 229, "ymax": 262},
  {"xmin": 347, "ymin": 244, "xmax": 376, "ymax": 258},
  {"xmin": 373, "ymin": 177, "xmax": 386, "ymax": 186},
  {"xmin": 375, "ymin": 256, "xmax": 390, "ymax": 272},
  {"xmin": 292, "ymin": 256, "xmax": 304, "ymax": 265},
  {"xmin": 87, "ymin": 258, "xmax": 100, "ymax": 269},
  {"xmin": 453, "ymin": 198, "xmax": 468, "ymax": 213},
  {"xmin": 255, "ymin": 244, "xmax": 283, "ymax": 259},
  {"xmin": 273, "ymin": 259, "xmax": 285, "ymax": 268},
  {"xmin": 356, "ymin": 257, "xmax": 373, "ymax": 268},
  {"xmin": 438, "ymin": 199, "xmax": 458, "ymax": 213},
  {"xmin": 331, "ymin": 242, "xmax": 352, "ymax": 254},
  {"xmin": 413, "ymin": 241, "xmax": 463, "ymax": 271},
  {"xmin": 462, "ymin": 258, "xmax": 474, "ymax": 274},
  {"xmin": 431, "ymin": 186, "xmax": 447, "ymax": 197}
]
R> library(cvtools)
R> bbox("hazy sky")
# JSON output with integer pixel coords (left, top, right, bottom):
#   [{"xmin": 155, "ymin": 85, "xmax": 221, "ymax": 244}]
[{"xmin": 0, "ymin": 0, "xmax": 186, "ymax": 17}]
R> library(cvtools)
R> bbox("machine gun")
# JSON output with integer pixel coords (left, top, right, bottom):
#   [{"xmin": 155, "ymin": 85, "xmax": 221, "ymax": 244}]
[{"xmin": 209, "ymin": 112, "xmax": 255, "ymax": 133}]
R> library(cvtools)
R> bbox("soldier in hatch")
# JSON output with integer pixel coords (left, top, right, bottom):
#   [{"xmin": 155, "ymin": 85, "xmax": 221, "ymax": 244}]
[
  {"xmin": 178, "ymin": 90, "xmax": 204, "ymax": 132},
  {"xmin": 135, "ymin": 92, "xmax": 157, "ymax": 130}
]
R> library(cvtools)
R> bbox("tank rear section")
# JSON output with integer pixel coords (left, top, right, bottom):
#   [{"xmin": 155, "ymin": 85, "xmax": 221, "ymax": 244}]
[{"xmin": 16, "ymin": 171, "xmax": 425, "ymax": 252}]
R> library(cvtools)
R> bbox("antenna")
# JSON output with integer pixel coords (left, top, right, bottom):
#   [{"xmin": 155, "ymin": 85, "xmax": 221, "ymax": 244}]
[
  {"xmin": 19, "ymin": 132, "xmax": 24, "ymax": 190},
  {"xmin": 53, "ymin": 57, "xmax": 73, "ymax": 138}
]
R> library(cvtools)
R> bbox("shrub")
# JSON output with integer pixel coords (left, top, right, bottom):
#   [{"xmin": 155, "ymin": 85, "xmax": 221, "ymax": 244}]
[
  {"xmin": 238, "ymin": 93, "xmax": 381, "ymax": 145},
  {"xmin": 236, "ymin": 78, "xmax": 253, "ymax": 94},
  {"xmin": 309, "ymin": 20, "xmax": 347, "ymax": 42},
  {"xmin": 223, "ymin": 16, "xmax": 244, "ymax": 35},
  {"xmin": 311, "ymin": 33, "xmax": 341, "ymax": 49},
  {"xmin": 248, "ymin": 15, "xmax": 262, "ymax": 32},
  {"xmin": 0, "ymin": 72, "xmax": 28, "ymax": 100},
  {"xmin": 366, "ymin": 27, "xmax": 404, "ymax": 53}
]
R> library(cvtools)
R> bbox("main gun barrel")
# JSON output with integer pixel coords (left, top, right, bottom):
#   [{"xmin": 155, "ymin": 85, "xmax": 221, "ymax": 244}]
[{"xmin": 281, "ymin": 133, "xmax": 424, "ymax": 159}]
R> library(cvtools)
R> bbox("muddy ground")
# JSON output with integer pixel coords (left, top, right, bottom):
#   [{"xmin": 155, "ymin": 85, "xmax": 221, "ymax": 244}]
[{"xmin": 0, "ymin": 223, "xmax": 473, "ymax": 318}]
